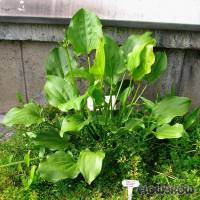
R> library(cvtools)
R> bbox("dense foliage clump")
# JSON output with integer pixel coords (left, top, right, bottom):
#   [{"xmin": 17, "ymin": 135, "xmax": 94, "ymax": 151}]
[{"xmin": 1, "ymin": 8, "xmax": 200, "ymax": 199}]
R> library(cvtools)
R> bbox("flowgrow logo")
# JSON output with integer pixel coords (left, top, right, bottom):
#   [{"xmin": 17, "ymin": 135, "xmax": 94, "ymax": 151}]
[
  {"xmin": 137, "ymin": 185, "xmax": 195, "ymax": 195},
  {"xmin": 122, "ymin": 180, "xmax": 195, "ymax": 200}
]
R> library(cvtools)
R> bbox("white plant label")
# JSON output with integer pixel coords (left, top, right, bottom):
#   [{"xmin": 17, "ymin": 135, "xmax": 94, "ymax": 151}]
[
  {"xmin": 87, "ymin": 97, "xmax": 94, "ymax": 111},
  {"xmin": 122, "ymin": 180, "xmax": 140, "ymax": 200},
  {"xmin": 87, "ymin": 95, "xmax": 116, "ymax": 111}
]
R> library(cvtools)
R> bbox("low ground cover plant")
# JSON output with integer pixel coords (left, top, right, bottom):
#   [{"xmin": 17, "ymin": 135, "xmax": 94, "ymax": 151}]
[{"xmin": 1, "ymin": 8, "xmax": 200, "ymax": 199}]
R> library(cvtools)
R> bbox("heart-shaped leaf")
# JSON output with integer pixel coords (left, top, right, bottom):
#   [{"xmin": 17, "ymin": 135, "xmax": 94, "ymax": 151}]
[{"xmin": 77, "ymin": 150, "xmax": 105, "ymax": 184}]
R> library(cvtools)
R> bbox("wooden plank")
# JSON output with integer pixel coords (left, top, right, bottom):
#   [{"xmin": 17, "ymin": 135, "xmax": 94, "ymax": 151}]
[{"xmin": 0, "ymin": 0, "xmax": 200, "ymax": 30}]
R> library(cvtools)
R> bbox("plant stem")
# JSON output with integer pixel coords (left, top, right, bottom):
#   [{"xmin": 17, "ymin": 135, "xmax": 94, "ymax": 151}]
[
  {"xmin": 84, "ymin": 108, "xmax": 99, "ymax": 139},
  {"xmin": 134, "ymin": 84, "xmax": 148, "ymax": 104},
  {"xmin": 106, "ymin": 79, "xmax": 113, "ymax": 125},
  {"xmin": 132, "ymin": 82, "xmax": 141, "ymax": 104},
  {"xmin": 112, "ymin": 72, "xmax": 126, "ymax": 123},
  {"xmin": 109, "ymin": 91, "xmax": 113, "ymax": 120},
  {"xmin": 126, "ymin": 83, "xmax": 147, "ymax": 119},
  {"xmin": 86, "ymin": 55, "xmax": 101, "ymax": 129},
  {"xmin": 119, "ymin": 76, "xmax": 133, "ymax": 122},
  {"xmin": 124, "ymin": 81, "xmax": 141, "ymax": 119},
  {"xmin": 0, "ymin": 157, "xmax": 43, "ymax": 168},
  {"xmin": 115, "ymin": 72, "xmax": 126, "ymax": 104}
]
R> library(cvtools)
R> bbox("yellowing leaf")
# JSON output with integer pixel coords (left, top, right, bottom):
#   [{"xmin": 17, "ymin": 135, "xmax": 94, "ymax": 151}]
[
  {"xmin": 144, "ymin": 52, "xmax": 167, "ymax": 82},
  {"xmin": 122, "ymin": 32, "xmax": 156, "ymax": 80}
]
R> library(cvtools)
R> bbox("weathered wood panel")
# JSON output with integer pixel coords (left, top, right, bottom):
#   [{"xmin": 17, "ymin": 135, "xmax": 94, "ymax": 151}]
[
  {"xmin": 22, "ymin": 42, "xmax": 56, "ymax": 104},
  {"xmin": 179, "ymin": 50, "xmax": 200, "ymax": 106},
  {"xmin": 2, "ymin": 24, "xmax": 200, "ymax": 50},
  {"xmin": 0, "ymin": 25, "xmax": 200, "ymax": 112},
  {"xmin": 144, "ymin": 49, "xmax": 185, "ymax": 99},
  {"xmin": 0, "ymin": 41, "xmax": 200, "ymax": 113},
  {"xmin": 0, "ymin": 41, "xmax": 26, "ymax": 113}
]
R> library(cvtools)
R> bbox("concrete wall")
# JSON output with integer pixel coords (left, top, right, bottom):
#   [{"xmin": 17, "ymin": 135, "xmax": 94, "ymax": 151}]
[{"xmin": 1, "ymin": 23, "xmax": 200, "ymax": 113}]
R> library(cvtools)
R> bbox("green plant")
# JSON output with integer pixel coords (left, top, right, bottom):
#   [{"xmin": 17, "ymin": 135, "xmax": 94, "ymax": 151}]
[{"xmin": 2, "ymin": 8, "xmax": 199, "ymax": 187}]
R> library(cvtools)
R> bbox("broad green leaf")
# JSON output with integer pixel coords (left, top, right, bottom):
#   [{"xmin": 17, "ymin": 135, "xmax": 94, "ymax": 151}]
[
  {"xmin": 38, "ymin": 151, "xmax": 80, "ymax": 182},
  {"xmin": 45, "ymin": 47, "xmax": 77, "ymax": 78},
  {"xmin": 67, "ymin": 8, "xmax": 103, "ymax": 55},
  {"xmin": 144, "ymin": 52, "xmax": 167, "ymax": 82},
  {"xmin": 66, "ymin": 67, "xmax": 94, "ymax": 82},
  {"xmin": 3, "ymin": 103, "xmax": 43, "ymax": 127},
  {"xmin": 104, "ymin": 36, "xmax": 125, "ymax": 85},
  {"xmin": 141, "ymin": 97, "xmax": 155, "ymax": 110},
  {"xmin": 122, "ymin": 32, "xmax": 156, "ymax": 77},
  {"xmin": 155, "ymin": 123, "xmax": 184, "ymax": 139},
  {"xmin": 44, "ymin": 75, "xmax": 77, "ymax": 110},
  {"xmin": 34, "ymin": 127, "xmax": 69, "ymax": 150},
  {"xmin": 152, "ymin": 96, "xmax": 191, "ymax": 125},
  {"xmin": 89, "ymin": 38, "xmax": 105, "ymax": 78},
  {"xmin": 60, "ymin": 114, "xmax": 90, "ymax": 137},
  {"xmin": 78, "ymin": 150, "xmax": 105, "ymax": 184},
  {"xmin": 58, "ymin": 95, "xmax": 86, "ymax": 112},
  {"xmin": 125, "ymin": 118, "xmax": 145, "ymax": 131},
  {"xmin": 132, "ymin": 44, "xmax": 155, "ymax": 80},
  {"xmin": 184, "ymin": 107, "xmax": 200, "ymax": 129}
]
